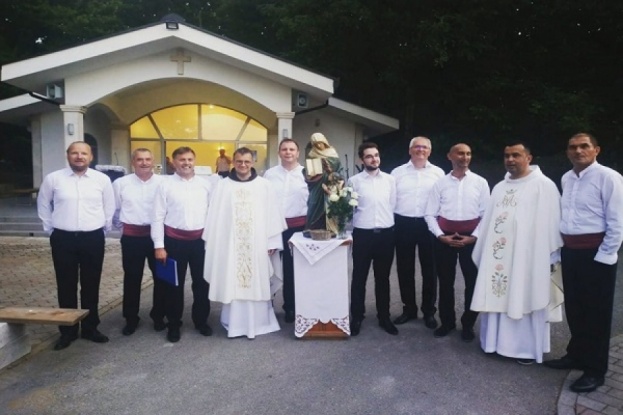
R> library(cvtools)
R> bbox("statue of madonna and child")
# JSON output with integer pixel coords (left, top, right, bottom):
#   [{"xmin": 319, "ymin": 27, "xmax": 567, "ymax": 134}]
[{"xmin": 303, "ymin": 132, "xmax": 357, "ymax": 239}]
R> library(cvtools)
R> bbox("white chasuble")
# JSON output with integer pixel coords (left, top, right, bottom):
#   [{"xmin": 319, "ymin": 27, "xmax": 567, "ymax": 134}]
[
  {"xmin": 471, "ymin": 166, "xmax": 563, "ymax": 320},
  {"xmin": 203, "ymin": 176, "xmax": 286, "ymax": 305}
]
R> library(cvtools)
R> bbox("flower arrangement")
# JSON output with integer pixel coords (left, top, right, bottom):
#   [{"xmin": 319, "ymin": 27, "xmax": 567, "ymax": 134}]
[{"xmin": 325, "ymin": 182, "xmax": 358, "ymax": 237}]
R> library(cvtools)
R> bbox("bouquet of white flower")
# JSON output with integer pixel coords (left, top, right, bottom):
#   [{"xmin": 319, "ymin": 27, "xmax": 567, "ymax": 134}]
[{"xmin": 326, "ymin": 183, "xmax": 358, "ymax": 238}]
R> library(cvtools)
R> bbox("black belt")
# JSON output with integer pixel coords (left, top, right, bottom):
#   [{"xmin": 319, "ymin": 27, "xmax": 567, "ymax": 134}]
[
  {"xmin": 354, "ymin": 226, "xmax": 394, "ymax": 234},
  {"xmin": 54, "ymin": 227, "xmax": 103, "ymax": 236}
]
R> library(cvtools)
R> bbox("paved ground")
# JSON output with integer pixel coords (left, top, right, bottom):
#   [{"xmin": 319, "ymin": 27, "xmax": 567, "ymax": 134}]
[{"xmin": 0, "ymin": 236, "xmax": 621, "ymax": 415}]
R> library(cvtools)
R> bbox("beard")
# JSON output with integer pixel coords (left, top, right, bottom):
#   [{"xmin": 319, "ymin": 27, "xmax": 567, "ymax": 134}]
[{"xmin": 364, "ymin": 164, "xmax": 379, "ymax": 172}]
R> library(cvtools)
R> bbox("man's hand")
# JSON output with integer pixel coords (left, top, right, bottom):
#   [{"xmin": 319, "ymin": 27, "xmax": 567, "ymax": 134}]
[
  {"xmin": 438, "ymin": 233, "xmax": 477, "ymax": 248},
  {"xmin": 155, "ymin": 248, "xmax": 167, "ymax": 263}
]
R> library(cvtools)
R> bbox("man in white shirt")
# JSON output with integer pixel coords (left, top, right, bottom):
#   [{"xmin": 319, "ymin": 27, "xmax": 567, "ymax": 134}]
[
  {"xmin": 204, "ymin": 147, "xmax": 286, "ymax": 339},
  {"xmin": 544, "ymin": 133, "xmax": 623, "ymax": 392},
  {"xmin": 263, "ymin": 138, "xmax": 309, "ymax": 323},
  {"xmin": 471, "ymin": 142, "xmax": 563, "ymax": 364},
  {"xmin": 152, "ymin": 147, "xmax": 212, "ymax": 343},
  {"xmin": 349, "ymin": 142, "xmax": 397, "ymax": 336},
  {"xmin": 391, "ymin": 137, "xmax": 444, "ymax": 329},
  {"xmin": 113, "ymin": 148, "xmax": 165, "ymax": 335},
  {"xmin": 425, "ymin": 143, "xmax": 490, "ymax": 342},
  {"xmin": 37, "ymin": 141, "xmax": 115, "ymax": 350}
]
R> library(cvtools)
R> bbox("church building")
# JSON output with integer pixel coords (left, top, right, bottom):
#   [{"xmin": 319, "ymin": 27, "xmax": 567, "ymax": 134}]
[{"xmin": 0, "ymin": 14, "xmax": 398, "ymax": 185}]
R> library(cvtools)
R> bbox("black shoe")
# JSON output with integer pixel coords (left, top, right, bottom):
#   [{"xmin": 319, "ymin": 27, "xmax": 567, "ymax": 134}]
[
  {"xmin": 167, "ymin": 327, "xmax": 181, "ymax": 343},
  {"xmin": 285, "ymin": 310, "xmax": 295, "ymax": 323},
  {"xmin": 153, "ymin": 320, "xmax": 167, "ymax": 332},
  {"xmin": 81, "ymin": 330, "xmax": 109, "ymax": 343},
  {"xmin": 517, "ymin": 358, "xmax": 535, "ymax": 365},
  {"xmin": 393, "ymin": 312, "xmax": 417, "ymax": 325},
  {"xmin": 424, "ymin": 315, "xmax": 438, "ymax": 329},
  {"xmin": 378, "ymin": 318, "xmax": 399, "ymax": 335},
  {"xmin": 350, "ymin": 319, "xmax": 362, "ymax": 336},
  {"xmin": 54, "ymin": 334, "xmax": 78, "ymax": 351},
  {"xmin": 196, "ymin": 324, "xmax": 213, "ymax": 337},
  {"xmin": 570, "ymin": 374, "xmax": 604, "ymax": 393},
  {"xmin": 543, "ymin": 355, "xmax": 579, "ymax": 370},
  {"xmin": 122, "ymin": 319, "xmax": 139, "ymax": 336},
  {"xmin": 433, "ymin": 325, "xmax": 455, "ymax": 338},
  {"xmin": 461, "ymin": 327, "xmax": 475, "ymax": 342}
]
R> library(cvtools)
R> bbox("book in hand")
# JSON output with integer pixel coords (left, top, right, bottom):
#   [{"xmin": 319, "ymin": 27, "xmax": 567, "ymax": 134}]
[{"xmin": 156, "ymin": 258, "xmax": 179, "ymax": 286}]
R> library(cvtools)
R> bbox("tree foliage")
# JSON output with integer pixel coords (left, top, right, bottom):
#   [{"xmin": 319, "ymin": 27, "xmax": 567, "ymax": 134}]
[{"xmin": 0, "ymin": 0, "xmax": 621, "ymax": 166}]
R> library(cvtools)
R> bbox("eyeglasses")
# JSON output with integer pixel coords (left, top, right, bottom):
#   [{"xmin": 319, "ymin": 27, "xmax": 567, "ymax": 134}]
[{"xmin": 411, "ymin": 145, "xmax": 430, "ymax": 150}]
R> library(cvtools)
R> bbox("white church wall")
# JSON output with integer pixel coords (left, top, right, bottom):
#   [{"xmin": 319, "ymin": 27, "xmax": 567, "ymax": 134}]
[
  {"xmin": 293, "ymin": 112, "xmax": 360, "ymax": 180},
  {"xmin": 64, "ymin": 51, "xmax": 292, "ymax": 118},
  {"xmin": 39, "ymin": 111, "xmax": 65, "ymax": 178}
]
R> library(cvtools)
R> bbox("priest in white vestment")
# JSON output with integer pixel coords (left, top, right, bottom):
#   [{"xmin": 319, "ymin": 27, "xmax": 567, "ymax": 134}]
[
  {"xmin": 203, "ymin": 147, "xmax": 287, "ymax": 339},
  {"xmin": 471, "ymin": 143, "xmax": 563, "ymax": 364}
]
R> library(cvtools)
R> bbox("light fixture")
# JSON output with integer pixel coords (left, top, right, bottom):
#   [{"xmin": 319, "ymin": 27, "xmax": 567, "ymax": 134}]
[
  {"xmin": 67, "ymin": 123, "xmax": 75, "ymax": 136},
  {"xmin": 165, "ymin": 22, "xmax": 179, "ymax": 30},
  {"xmin": 282, "ymin": 129, "xmax": 289, "ymax": 138}
]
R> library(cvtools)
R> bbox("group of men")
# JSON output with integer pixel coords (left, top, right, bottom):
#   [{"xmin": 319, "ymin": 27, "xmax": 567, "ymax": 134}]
[
  {"xmin": 345, "ymin": 133, "xmax": 622, "ymax": 394},
  {"xmin": 38, "ymin": 132, "xmax": 621, "ymax": 394},
  {"xmin": 38, "ymin": 142, "xmax": 287, "ymax": 349}
]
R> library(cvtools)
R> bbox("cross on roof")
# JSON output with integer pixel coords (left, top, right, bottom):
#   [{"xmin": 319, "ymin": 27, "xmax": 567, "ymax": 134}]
[{"xmin": 170, "ymin": 49, "xmax": 191, "ymax": 75}]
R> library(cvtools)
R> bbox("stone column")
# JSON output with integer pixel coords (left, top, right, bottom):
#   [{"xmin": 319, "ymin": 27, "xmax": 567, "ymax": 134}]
[{"xmin": 59, "ymin": 105, "xmax": 87, "ymax": 150}]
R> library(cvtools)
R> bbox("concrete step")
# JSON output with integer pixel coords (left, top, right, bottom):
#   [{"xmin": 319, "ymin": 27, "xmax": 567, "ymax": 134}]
[
  {"xmin": 0, "ymin": 222, "xmax": 44, "ymax": 231},
  {"xmin": 0, "ymin": 216, "xmax": 40, "ymax": 223}
]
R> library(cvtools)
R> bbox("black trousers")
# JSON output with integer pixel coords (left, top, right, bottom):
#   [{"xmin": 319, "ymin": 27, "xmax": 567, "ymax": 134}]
[
  {"xmin": 561, "ymin": 247, "xmax": 617, "ymax": 377},
  {"xmin": 163, "ymin": 235, "xmax": 210, "ymax": 329},
  {"xmin": 50, "ymin": 228, "xmax": 105, "ymax": 336},
  {"xmin": 434, "ymin": 237, "xmax": 478, "ymax": 329},
  {"xmin": 281, "ymin": 225, "xmax": 305, "ymax": 313},
  {"xmin": 394, "ymin": 215, "xmax": 437, "ymax": 316},
  {"xmin": 350, "ymin": 227, "xmax": 395, "ymax": 320},
  {"xmin": 120, "ymin": 235, "xmax": 165, "ymax": 324}
]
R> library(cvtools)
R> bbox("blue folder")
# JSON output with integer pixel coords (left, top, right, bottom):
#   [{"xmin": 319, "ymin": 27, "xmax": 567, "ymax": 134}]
[{"xmin": 156, "ymin": 258, "xmax": 179, "ymax": 286}]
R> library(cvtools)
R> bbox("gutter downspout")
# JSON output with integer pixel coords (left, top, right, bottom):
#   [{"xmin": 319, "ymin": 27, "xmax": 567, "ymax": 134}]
[{"xmin": 295, "ymin": 100, "xmax": 329, "ymax": 116}]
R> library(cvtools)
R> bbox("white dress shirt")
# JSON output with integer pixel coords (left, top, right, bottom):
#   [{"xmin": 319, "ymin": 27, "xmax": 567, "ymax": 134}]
[
  {"xmin": 113, "ymin": 173, "xmax": 164, "ymax": 228},
  {"xmin": 37, "ymin": 167, "xmax": 115, "ymax": 234},
  {"xmin": 263, "ymin": 164, "xmax": 308, "ymax": 218},
  {"xmin": 348, "ymin": 170, "xmax": 396, "ymax": 229},
  {"xmin": 424, "ymin": 170, "xmax": 491, "ymax": 237},
  {"xmin": 391, "ymin": 161, "xmax": 444, "ymax": 217},
  {"xmin": 560, "ymin": 162, "xmax": 623, "ymax": 265},
  {"xmin": 151, "ymin": 174, "xmax": 212, "ymax": 249}
]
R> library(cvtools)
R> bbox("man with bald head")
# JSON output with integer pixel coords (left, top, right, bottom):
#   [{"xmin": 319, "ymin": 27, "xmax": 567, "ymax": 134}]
[
  {"xmin": 38, "ymin": 141, "xmax": 115, "ymax": 350},
  {"xmin": 391, "ymin": 136, "xmax": 444, "ymax": 329},
  {"xmin": 425, "ymin": 143, "xmax": 490, "ymax": 341}
]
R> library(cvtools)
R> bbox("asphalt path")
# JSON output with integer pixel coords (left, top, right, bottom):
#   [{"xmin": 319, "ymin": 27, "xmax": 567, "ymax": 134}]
[{"xmin": 0, "ymin": 254, "xmax": 621, "ymax": 415}]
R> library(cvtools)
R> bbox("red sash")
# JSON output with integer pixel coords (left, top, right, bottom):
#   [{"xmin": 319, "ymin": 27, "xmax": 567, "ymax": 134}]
[
  {"xmin": 286, "ymin": 216, "xmax": 306, "ymax": 229},
  {"xmin": 165, "ymin": 225, "xmax": 203, "ymax": 241},
  {"xmin": 122, "ymin": 223, "xmax": 151, "ymax": 237},
  {"xmin": 561, "ymin": 232, "xmax": 605, "ymax": 249},
  {"xmin": 438, "ymin": 216, "xmax": 480, "ymax": 235}
]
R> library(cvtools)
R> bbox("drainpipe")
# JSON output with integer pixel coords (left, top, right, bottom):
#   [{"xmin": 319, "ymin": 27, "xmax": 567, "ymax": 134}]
[
  {"xmin": 28, "ymin": 91, "xmax": 60, "ymax": 106},
  {"xmin": 295, "ymin": 100, "xmax": 329, "ymax": 116}
]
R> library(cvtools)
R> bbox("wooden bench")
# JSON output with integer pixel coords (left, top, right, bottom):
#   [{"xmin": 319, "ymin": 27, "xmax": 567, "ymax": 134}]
[{"xmin": 0, "ymin": 307, "xmax": 89, "ymax": 370}]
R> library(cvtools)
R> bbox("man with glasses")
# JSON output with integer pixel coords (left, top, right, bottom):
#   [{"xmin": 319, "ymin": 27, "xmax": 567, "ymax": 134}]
[
  {"xmin": 391, "ymin": 137, "xmax": 444, "ymax": 329},
  {"xmin": 204, "ymin": 147, "xmax": 286, "ymax": 339}
]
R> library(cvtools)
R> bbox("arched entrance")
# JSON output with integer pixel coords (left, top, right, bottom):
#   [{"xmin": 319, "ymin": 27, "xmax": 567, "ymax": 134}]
[{"xmin": 130, "ymin": 103, "xmax": 268, "ymax": 175}]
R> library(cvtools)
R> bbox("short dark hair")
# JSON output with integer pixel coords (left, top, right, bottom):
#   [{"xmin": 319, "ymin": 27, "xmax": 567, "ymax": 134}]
[
  {"xmin": 504, "ymin": 141, "xmax": 531, "ymax": 155},
  {"xmin": 279, "ymin": 138, "xmax": 299, "ymax": 150},
  {"xmin": 358, "ymin": 142, "xmax": 378, "ymax": 159},
  {"xmin": 172, "ymin": 146, "xmax": 195, "ymax": 159},
  {"xmin": 234, "ymin": 147, "xmax": 253, "ymax": 158},
  {"xmin": 570, "ymin": 132, "xmax": 598, "ymax": 147}
]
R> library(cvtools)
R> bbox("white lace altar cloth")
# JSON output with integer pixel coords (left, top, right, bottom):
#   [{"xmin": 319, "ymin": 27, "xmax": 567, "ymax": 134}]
[{"xmin": 290, "ymin": 232, "xmax": 351, "ymax": 337}]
